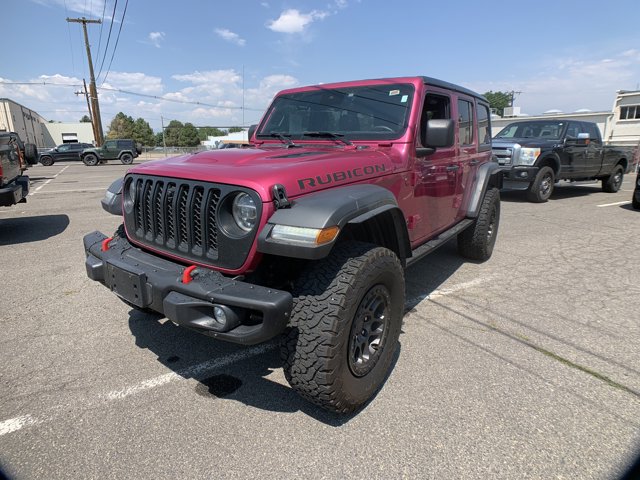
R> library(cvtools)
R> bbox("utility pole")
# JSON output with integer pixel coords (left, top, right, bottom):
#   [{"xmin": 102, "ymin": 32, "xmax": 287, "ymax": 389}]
[
  {"xmin": 74, "ymin": 79, "xmax": 99, "ymax": 145},
  {"xmin": 161, "ymin": 115, "xmax": 167, "ymax": 156},
  {"xmin": 508, "ymin": 90, "xmax": 522, "ymax": 107},
  {"xmin": 67, "ymin": 16, "xmax": 104, "ymax": 146}
]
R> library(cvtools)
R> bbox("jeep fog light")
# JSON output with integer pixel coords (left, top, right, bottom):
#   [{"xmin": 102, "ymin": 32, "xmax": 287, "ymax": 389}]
[
  {"xmin": 271, "ymin": 225, "xmax": 339, "ymax": 246},
  {"xmin": 213, "ymin": 305, "xmax": 227, "ymax": 324}
]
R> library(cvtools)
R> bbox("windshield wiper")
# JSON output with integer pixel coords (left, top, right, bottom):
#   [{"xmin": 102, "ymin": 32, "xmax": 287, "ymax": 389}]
[
  {"xmin": 257, "ymin": 132, "xmax": 299, "ymax": 148},
  {"xmin": 302, "ymin": 131, "xmax": 353, "ymax": 146}
]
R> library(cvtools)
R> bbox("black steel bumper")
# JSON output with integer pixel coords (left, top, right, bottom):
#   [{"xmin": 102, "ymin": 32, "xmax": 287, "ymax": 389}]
[
  {"xmin": 83, "ymin": 231, "xmax": 293, "ymax": 345},
  {"xmin": 502, "ymin": 166, "xmax": 539, "ymax": 190},
  {"xmin": 0, "ymin": 176, "xmax": 29, "ymax": 206}
]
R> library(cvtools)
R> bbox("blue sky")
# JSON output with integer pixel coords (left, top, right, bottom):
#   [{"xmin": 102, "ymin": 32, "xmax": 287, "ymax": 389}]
[{"xmin": 2, "ymin": 0, "xmax": 640, "ymax": 131}]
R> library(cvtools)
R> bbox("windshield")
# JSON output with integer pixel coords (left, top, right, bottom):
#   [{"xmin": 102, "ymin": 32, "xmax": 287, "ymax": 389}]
[
  {"xmin": 256, "ymin": 83, "xmax": 415, "ymax": 142},
  {"xmin": 495, "ymin": 121, "xmax": 566, "ymax": 140}
]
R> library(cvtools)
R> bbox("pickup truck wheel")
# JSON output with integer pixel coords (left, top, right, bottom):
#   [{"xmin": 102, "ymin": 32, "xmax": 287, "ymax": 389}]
[
  {"xmin": 633, "ymin": 196, "xmax": 640, "ymax": 210},
  {"xmin": 83, "ymin": 154, "xmax": 98, "ymax": 166},
  {"xmin": 458, "ymin": 187, "xmax": 500, "ymax": 261},
  {"xmin": 120, "ymin": 153, "xmax": 133, "ymax": 165},
  {"xmin": 527, "ymin": 166, "xmax": 555, "ymax": 202},
  {"xmin": 24, "ymin": 143, "xmax": 38, "ymax": 164},
  {"xmin": 281, "ymin": 242, "xmax": 405, "ymax": 413},
  {"xmin": 40, "ymin": 156, "xmax": 54, "ymax": 166},
  {"xmin": 602, "ymin": 165, "xmax": 624, "ymax": 193}
]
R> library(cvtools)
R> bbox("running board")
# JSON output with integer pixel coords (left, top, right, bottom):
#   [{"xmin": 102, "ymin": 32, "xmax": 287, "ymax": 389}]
[{"xmin": 406, "ymin": 219, "xmax": 474, "ymax": 268}]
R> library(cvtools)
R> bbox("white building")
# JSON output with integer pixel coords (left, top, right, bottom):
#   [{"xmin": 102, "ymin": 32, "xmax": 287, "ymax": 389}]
[
  {"xmin": 0, "ymin": 98, "xmax": 48, "ymax": 147},
  {"xmin": 43, "ymin": 122, "xmax": 95, "ymax": 146}
]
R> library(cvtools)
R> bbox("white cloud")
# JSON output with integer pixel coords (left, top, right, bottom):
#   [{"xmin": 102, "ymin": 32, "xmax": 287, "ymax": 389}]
[
  {"xmin": 148, "ymin": 32, "xmax": 165, "ymax": 48},
  {"xmin": 267, "ymin": 9, "xmax": 328, "ymax": 34},
  {"xmin": 31, "ymin": 0, "xmax": 108, "ymax": 20},
  {"xmin": 215, "ymin": 28, "xmax": 246, "ymax": 46},
  {"xmin": 470, "ymin": 50, "xmax": 640, "ymax": 114}
]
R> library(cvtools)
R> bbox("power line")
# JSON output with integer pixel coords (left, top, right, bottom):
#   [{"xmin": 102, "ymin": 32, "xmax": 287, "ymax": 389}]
[
  {"xmin": 101, "ymin": 0, "xmax": 128, "ymax": 85},
  {"xmin": 95, "ymin": 0, "xmax": 108, "ymax": 68},
  {"xmin": 63, "ymin": 0, "xmax": 76, "ymax": 75},
  {"xmin": 96, "ymin": 0, "xmax": 117, "ymax": 81}
]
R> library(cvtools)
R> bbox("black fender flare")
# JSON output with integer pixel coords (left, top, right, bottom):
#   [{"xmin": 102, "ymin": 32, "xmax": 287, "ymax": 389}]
[
  {"xmin": 465, "ymin": 162, "xmax": 503, "ymax": 218},
  {"xmin": 536, "ymin": 153, "xmax": 561, "ymax": 174},
  {"xmin": 257, "ymin": 184, "xmax": 410, "ymax": 260}
]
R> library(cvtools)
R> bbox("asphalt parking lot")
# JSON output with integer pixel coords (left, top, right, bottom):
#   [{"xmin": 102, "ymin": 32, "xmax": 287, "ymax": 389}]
[{"xmin": 1, "ymin": 160, "xmax": 639, "ymax": 479}]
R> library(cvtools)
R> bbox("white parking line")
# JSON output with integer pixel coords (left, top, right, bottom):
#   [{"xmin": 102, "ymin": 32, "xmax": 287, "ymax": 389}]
[
  {"xmin": 30, "ymin": 166, "xmax": 69, "ymax": 195},
  {"xmin": 596, "ymin": 200, "xmax": 631, "ymax": 207},
  {"xmin": 0, "ymin": 343, "xmax": 276, "ymax": 437}
]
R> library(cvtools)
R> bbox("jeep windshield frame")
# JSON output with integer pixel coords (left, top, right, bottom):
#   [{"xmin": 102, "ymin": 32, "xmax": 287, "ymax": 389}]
[{"xmin": 256, "ymin": 83, "xmax": 415, "ymax": 142}]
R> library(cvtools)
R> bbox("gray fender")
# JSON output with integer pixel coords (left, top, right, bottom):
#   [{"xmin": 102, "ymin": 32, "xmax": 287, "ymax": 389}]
[
  {"xmin": 101, "ymin": 177, "xmax": 123, "ymax": 215},
  {"xmin": 466, "ymin": 162, "xmax": 503, "ymax": 218},
  {"xmin": 258, "ymin": 184, "xmax": 407, "ymax": 260}
]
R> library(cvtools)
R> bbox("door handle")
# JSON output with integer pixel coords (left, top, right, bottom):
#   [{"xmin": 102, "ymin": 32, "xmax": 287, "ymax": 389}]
[{"xmin": 446, "ymin": 165, "xmax": 459, "ymax": 171}]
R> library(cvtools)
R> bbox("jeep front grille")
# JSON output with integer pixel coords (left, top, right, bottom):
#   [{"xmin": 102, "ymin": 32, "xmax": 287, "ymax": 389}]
[{"xmin": 123, "ymin": 174, "xmax": 259, "ymax": 270}]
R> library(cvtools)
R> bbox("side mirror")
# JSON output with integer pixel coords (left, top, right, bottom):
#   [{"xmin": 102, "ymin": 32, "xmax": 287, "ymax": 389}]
[
  {"xmin": 248, "ymin": 124, "xmax": 258, "ymax": 142},
  {"xmin": 417, "ymin": 119, "xmax": 455, "ymax": 156},
  {"xmin": 577, "ymin": 132, "xmax": 590, "ymax": 145}
]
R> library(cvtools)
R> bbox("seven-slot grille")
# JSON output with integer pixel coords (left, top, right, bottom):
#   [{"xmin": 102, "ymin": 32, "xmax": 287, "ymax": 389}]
[{"xmin": 129, "ymin": 176, "xmax": 221, "ymax": 260}]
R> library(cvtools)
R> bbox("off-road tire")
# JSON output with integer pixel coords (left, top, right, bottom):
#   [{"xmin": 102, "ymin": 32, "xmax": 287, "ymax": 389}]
[
  {"xmin": 40, "ymin": 155, "xmax": 54, "ymax": 166},
  {"xmin": 83, "ymin": 153, "xmax": 99, "ymax": 166},
  {"xmin": 602, "ymin": 165, "xmax": 624, "ymax": 193},
  {"xmin": 633, "ymin": 196, "xmax": 640, "ymax": 210},
  {"xmin": 120, "ymin": 153, "xmax": 133, "ymax": 165},
  {"xmin": 24, "ymin": 143, "xmax": 38, "ymax": 164},
  {"xmin": 527, "ymin": 166, "xmax": 555, "ymax": 202},
  {"xmin": 281, "ymin": 242, "xmax": 405, "ymax": 414},
  {"xmin": 458, "ymin": 187, "xmax": 500, "ymax": 261}
]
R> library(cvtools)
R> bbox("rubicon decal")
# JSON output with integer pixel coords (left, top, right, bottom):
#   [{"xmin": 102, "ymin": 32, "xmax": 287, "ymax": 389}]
[{"xmin": 298, "ymin": 164, "xmax": 387, "ymax": 190}]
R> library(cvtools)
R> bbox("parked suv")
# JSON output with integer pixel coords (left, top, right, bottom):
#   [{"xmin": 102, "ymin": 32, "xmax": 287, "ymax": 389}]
[
  {"xmin": 0, "ymin": 132, "xmax": 38, "ymax": 206},
  {"xmin": 39, "ymin": 142, "xmax": 93, "ymax": 166},
  {"xmin": 81, "ymin": 139, "xmax": 141, "ymax": 166},
  {"xmin": 84, "ymin": 76, "xmax": 502, "ymax": 413},
  {"xmin": 633, "ymin": 170, "xmax": 640, "ymax": 210}
]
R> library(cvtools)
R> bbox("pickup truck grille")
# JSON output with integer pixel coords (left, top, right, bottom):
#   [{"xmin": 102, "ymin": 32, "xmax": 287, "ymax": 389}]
[
  {"xmin": 492, "ymin": 147, "xmax": 513, "ymax": 165},
  {"xmin": 123, "ymin": 174, "xmax": 260, "ymax": 270}
]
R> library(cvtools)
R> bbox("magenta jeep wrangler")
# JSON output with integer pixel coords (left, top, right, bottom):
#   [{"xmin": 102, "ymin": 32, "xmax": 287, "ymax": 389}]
[{"xmin": 84, "ymin": 76, "xmax": 502, "ymax": 413}]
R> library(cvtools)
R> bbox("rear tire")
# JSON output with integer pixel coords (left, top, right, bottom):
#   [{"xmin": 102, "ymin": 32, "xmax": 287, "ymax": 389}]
[
  {"xmin": 83, "ymin": 154, "xmax": 98, "ymax": 166},
  {"xmin": 281, "ymin": 242, "xmax": 405, "ymax": 413},
  {"xmin": 24, "ymin": 143, "xmax": 38, "ymax": 164},
  {"xmin": 120, "ymin": 153, "xmax": 133, "ymax": 165},
  {"xmin": 40, "ymin": 156, "xmax": 54, "ymax": 166},
  {"xmin": 458, "ymin": 187, "xmax": 500, "ymax": 261},
  {"xmin": 602, "ymin": 165, "xmax": 624, "ymax": 193},
  {"xmin": 527, "ymin": 166, "xmax": 555, "ymax": 202}
]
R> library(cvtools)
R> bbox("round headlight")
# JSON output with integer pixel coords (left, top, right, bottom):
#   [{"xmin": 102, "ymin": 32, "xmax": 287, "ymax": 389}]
[
  {"xmin": 123, "ymin": 178, "xmax": 136, "ymax": 212},
  {"xmin": 232, "ymin": 193, "xmax": 257, "ymax": 232}
]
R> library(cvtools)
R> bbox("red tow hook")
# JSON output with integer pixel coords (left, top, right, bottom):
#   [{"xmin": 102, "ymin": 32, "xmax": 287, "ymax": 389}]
[
  {"xmin": 182, "ymin": 265, "xmax": 198, "ymax": 284},
  {"xmin": 101, "ymin": 236, "xmax": 114, "ymax": 252}
]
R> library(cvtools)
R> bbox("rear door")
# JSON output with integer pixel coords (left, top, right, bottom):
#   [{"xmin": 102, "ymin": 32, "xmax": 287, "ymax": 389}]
[
  {"xmin": 581, "ymin": 122, "xmax": 605, "ymax": 176},
  {"xmin": 0, "ymin": 135, "xmax": 21, "ymax": 186}
]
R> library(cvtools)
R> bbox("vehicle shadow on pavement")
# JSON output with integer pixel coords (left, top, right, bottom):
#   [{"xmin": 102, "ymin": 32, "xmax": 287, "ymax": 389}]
[
  {"xmin": 0, "ymin": 214, "xmax": 69, "ymax": 245},
  {"xmin": 127, "ymin": 309, "xmax": 387, "ymax": 425},
  {"xmin": 500, "ymin": 184, "xmax": 602, "ymax": 203}
]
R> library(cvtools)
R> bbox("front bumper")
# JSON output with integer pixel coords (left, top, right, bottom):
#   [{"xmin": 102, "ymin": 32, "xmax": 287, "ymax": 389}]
[
  {"xmin": 0, "ymin": 176, "xmax": 29, "ymax": 206},
  {"xmin": 84, "ymin": 231, "xmax": 293, "ymax": 345},
  {"xmin": 502, "ymin": 166, "xmax": 539, "ymax": 190}
]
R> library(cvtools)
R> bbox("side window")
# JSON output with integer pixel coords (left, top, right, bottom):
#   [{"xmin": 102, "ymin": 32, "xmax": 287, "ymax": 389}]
[
  {"xmin": 58, "ymin": 144, "xmax": 71, "ymax": 152},
  {"xmin": 565, "ymin": 122, "xmax": 583, "ymax": 138},
  {"xmin": 582, "ymin": 123, "xmax": 600, "ymax": 142},
  {"xmin": 477, "ymin": 103, "xmax": 490, "ymax": 145},
  {"xmin": 104, "ymin": 140, "xmax": 116, "ymax": 149},
  {"xmin": 457, "ymin": 99, "xmax": 473, "ymax": 145},
  {"xmin": 421, "ymin": 93, "xmax": 451, "ymax": 146}
]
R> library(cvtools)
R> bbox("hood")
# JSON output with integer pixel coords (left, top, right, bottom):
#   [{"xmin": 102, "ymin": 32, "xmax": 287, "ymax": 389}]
[
  {"xmin": 129, "ymin": 145, "xmax": 404, "ymax": 201},
  {"xmin": 493, "ymin": 137, "xmax": 559, "ymax": 149}
]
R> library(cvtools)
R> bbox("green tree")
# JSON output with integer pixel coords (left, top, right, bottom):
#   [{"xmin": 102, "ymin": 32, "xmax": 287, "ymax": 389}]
[
  {"xmin": 180, "ymin": 122, "xmax": 200, "ymax": 147},
  {"xmin": 154, "ymin": 132, "xmax": 164, "ymax": 147},
  {"xmin": 106, "ymin": 112, "xmax": 135, "ymax": 139},
  {"xmin": 197, "ymin": 126, "xmax": 226, "ymax": 142},
  {"xmin": 80, "ymin": 115, "xmax": 91, "ymax": 123},
  {"xmin": 228, "ymin": 126, "xmax": 244, "ymax": 133},
  {"xmin": 483, "ymin": 91, "xmax": 512, "ymax": 117},
  {"xmin": 132, "ymin": 118, "xmax": 155, "ymax": 146},
  {"xmin": 164, "ymin": 120, "xmax": 184, "ymax": 147}
]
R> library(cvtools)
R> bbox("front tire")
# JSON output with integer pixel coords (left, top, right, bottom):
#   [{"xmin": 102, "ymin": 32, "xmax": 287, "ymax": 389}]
[
  {"xmin": 83, "ymin": 154, "xmax": 98, "ymax": 166},
  {"xmin": 458, "ymin": 187, "xmax": 500, "ymax": 261},
  {"xmin": 282, "ymin": 242, "xmax": 405, "ymax": 413},
  {"xmin": 527, "ymin": 166, "xmax": 555, "ymax": 202},
  {"xmin": 40, "ymin": 156, "xmax": 54, "ymax": 166},
  {"xmin": 602, "ymin": 165, "xmax": 624, "ymax": 193}
]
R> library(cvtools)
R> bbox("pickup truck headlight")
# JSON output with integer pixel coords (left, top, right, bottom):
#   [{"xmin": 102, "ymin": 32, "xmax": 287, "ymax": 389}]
[
  {"xmin": 232, "ymin": 193, "xmax": 257, "ymax": 232},
  {"xmin": 515, "ymin": 148, "xmax": 540, "ymax": 166}
]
